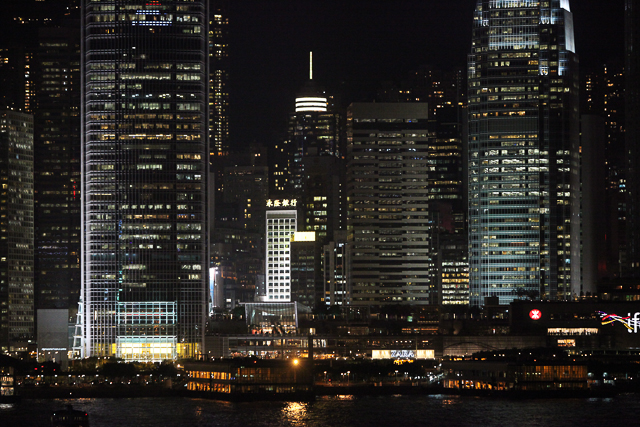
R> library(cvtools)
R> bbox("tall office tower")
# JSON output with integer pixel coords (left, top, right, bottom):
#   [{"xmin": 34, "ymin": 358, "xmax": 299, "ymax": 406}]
[
  {"xmin": 437, "ymin": 233, "xmax": 470, "ymax": 305},
  {"xmin": 221, "ymin": 144, "xmax": 269, "ymax": 234},
  {"xmin": 579, "ymin": 65, "xmax": 626, "ymax": 285},
  {"xmin": 264, "ymin": 204, "xmax": 297, "ymax": 302},
  {"xmin": 209, "ymin": 0, "xmax": 230, "ymax": 157},
  {"xmin": 222, "ymin": 165, "xmax": 269, "ymax": 231},
  {"xmin": 290, "ymin": 232, "xmax": 317, "ymax": 308},
  {"xmin": 602, "ymin": 65, "xmax": 627, "ymax": 277},
  {"xmin": 626, "ymin": 0, "xmax": 640, "ymax": 277},
  {"xmin": 581, "ymin": 114, "xmax": 605, "ymax": 294},
  {"xmin": 80, "ymin": 0, "xmax": 208, "ymax": 361},
  {"xmin": 270, "ymin": 55, "xmax": 343, "ymax": 197},
  {"xmin": 347, "ymin": 103, "xmax": 439, "ymax": 306},
  {"xmin": 207, "ymin": 0, "xmax": 230, "ymax": 232},
  {"xmin": 34, "ymin": 25, "xmax": 82, "ymax": 313},
  {"xmin": 322, "ymin": 231, "xmax": 350, "ymax": 307},
  {"xmin": 209, "ymin": 227, "xmax": 262, "ymax": 309},
  {"xmin": 468, "ymin": 0, "xmax": 580, "ymax": 305},
  {"xmin": 0, "ymin": 111, "xmax": 34, "ymax": 352}
]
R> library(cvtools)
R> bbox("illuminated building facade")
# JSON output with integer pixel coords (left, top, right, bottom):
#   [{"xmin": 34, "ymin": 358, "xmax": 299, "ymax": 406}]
[
  {"xmin": 208, "ymin": 0, "xmax": 229, "ymax": 157},
  {"xmin": 626, "ymin": 0, "xmax": 640, "ymax": 277},
  {"xmin": 207, "ymin": 0, "xmax": 230, "ymax": 228},
  {"xmin": 347, "ymin": 103, "xmax": 437, "ymax": 306},
  {"xmin": 438, "ymin": 233, "xmax": 470, "ymax": 305},
  {"xmin": 80, "ymin": 0, "xmax": 208, "ymax": 361},
  {"xmin": 468, "ymin": 0, "xmax": 580, "ymax": 306},
  {"xmin": 0, "ymin": 111, "xmax": 35, "ymax": 351},
  {"xmin": 34, "ymin": 26, "xmax": 82, "ymax": 312},
  {"xmin": 264, "ymin": 203, "xmax": 297, "ymax": 302},
  {"xmin": 271, "ymin": 54, "xmax": 342, "ymax": 196}
]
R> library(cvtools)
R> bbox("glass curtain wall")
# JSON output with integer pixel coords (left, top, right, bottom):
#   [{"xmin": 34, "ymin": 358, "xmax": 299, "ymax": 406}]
[
  {"xmin": 81, "ymin": 0, "xmax": 208, "ymax": 360},
  {"xmin": 468, "ymin": 0, "xmax": 580, "ymax": 306}
]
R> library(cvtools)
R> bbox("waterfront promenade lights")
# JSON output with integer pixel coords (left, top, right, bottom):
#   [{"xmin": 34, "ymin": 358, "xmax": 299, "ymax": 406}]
[
  {"xmin": 347, "ymin": 371, "xmax": 351, "ymax": 385},
  {"xmin": 292, "ymin": 358, "xmax": 299, "ymax": 384}
]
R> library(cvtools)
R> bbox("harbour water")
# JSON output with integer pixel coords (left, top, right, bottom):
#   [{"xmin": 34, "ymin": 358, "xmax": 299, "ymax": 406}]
[{"xmin": 2, "ymin": 394, "xmax": 640, "ymax": 426}]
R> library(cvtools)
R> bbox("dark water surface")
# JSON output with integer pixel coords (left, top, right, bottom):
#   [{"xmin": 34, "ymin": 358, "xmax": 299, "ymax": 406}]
[{"xmin": 2, "ymin": 394, "xmax": 640, "ymax": 426}]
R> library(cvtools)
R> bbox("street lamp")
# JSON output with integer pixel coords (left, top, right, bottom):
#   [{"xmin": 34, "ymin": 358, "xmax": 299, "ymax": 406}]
[{"xmin": 292, "ymin": 358, "xmax": 299, "ymax": 384}]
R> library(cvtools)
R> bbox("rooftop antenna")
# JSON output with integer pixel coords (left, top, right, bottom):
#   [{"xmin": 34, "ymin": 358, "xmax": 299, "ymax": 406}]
[{"xmin": 309, "ymin": 51, "xmax": 313, "ymax": 80}]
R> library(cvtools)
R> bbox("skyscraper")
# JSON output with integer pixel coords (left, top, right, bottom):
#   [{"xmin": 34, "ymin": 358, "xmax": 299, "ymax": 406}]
[
  {"xmin": 264, "ymin": 203, "xmax": 297, "ymax": 302},
  {"xmin": 207, "ymin": 0, "xmax": 230, "ymax": 232},
  {"xmin": 626, "ymin": 0, "xmax": 640, "ymax": 277},
  {"xmin": 209, "ymin": 0, "xmax": 230, "ymax": 157},
  {"xmin": 347, "ymin": 103, "xmax": 437, "ymax": 306},
  {"xmin": 34, "ymin": 25, "xmax": 82, "ymax": 313},
  {"xmin": 0, "ymin": 111, "xmax": 34, "ymax": 352},
  {"xmin": 80, "ymin": 0, "xmax": 208, "ymax": 361},
  {"xmin": 270, "ymin": 54, "xmax": 343, "ymax": 200},
  {"xmin": 468, "ymin": 0, "xmax": 580, "ymax": 306}
]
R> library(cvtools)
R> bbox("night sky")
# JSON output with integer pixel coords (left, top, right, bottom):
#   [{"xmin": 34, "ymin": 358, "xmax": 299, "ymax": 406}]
[
  {"xmin": 228, "ymin": 0, "xmax": 626, "ymax": 147},
  {"xmin": 0, "ymin": 0, "xmax": 627, "ymax": 148}
]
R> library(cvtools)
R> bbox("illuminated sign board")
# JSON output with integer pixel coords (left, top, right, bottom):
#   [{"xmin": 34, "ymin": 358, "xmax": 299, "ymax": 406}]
[
  {"xmin": 598, "ymin": 311, "xmax": 640, "ymax": 333},
  {"xmin": 529, "ymin": 309, "xmax": 542, "ymax": 320},
  {"xmin": 291, "ymin": 232, "xmax": 315, "ymax": 242},
  {"xmin": 371, "ymin": 350, "xmax": 435, "ymax": 360},
  {"xmin": 266, "ymin": 199, "xmax": 297, "ymax": 208},
  {"xmin": 557, "ymin": 339, "xmax": 576, "ymax": 348}
]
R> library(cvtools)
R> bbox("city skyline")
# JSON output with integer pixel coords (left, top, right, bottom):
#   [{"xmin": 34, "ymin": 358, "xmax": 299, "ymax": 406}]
[
  {"xmin": 0, "ymin": 0, "xmax": 635, "ymax": 361},
  {"xmin": 4, "ymin": 5, "xmax": 640, "ymax": 424}
]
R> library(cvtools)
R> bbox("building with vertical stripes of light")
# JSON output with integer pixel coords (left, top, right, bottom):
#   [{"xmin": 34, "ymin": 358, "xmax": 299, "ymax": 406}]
[
  {"xmin": 347, "ymin": 103, "xmax": 437, "ymax": 306},
  {"xmin": 79, "ymin": 0, "xmax": 208, "ymax": 361},
  {"xmin": 467, "ymin": 0, "xmax": 580, "ymax": 306},
  {"xmin": 264, "ymin": 203, "xmax": 297, "ymax": 302}
]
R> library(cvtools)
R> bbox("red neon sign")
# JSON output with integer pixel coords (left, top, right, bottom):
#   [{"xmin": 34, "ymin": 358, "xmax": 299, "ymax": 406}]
[{"xmin": 529, "ymin": 309, "xmax": 542, "ymax": 320}]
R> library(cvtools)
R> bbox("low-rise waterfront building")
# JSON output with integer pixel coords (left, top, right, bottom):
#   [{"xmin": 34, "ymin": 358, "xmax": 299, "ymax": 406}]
[
  {"xmin": 443, "ymin": 359, "xmax": 589, "ymax": 392},
  {"xmin": 0, "ymin": 354, "xmax": 18, "ymax": 400},
  {"xmin": 183, "ymin": 359, "xmax": 313, "ymax": 400}
]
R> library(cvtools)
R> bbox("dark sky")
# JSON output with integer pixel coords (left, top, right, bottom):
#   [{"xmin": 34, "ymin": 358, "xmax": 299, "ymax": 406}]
[{"xmin": 228, "ymin": 0, "xmax": 626, "ymax": 147}]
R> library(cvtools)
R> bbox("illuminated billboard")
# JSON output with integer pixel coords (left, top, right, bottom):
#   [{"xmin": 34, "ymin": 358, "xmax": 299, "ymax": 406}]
[
  {"xmin": 598, "ymin": 311, "xmax": 640, "ymax": 333},
  {"xmin": 371, "ymin": 350, "xmax": 435, "ymax": 360}
]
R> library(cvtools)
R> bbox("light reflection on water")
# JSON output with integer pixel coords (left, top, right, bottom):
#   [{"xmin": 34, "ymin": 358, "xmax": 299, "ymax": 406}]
[
  {"xmin": 281, "ymin": 402, "xmax": 309, "ymax": 426},
  {"xmin": 2, "ymin": 395, "xmax": 640, "ymax": 427}
]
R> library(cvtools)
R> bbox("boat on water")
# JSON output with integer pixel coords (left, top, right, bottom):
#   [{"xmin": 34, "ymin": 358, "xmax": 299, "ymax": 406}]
[{"xmin": 51, "ymin": 405, "xmax": 90, "ymax": 427}]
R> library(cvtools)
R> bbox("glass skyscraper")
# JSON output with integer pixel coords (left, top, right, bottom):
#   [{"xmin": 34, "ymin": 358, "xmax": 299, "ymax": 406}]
[
  {"xmin": 468, "ymin": 0, "xmax": 580, "ymax": 306},
  {"xmin": 80, "ymin": 0, "xmax": 208, "ymax": 361}
]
